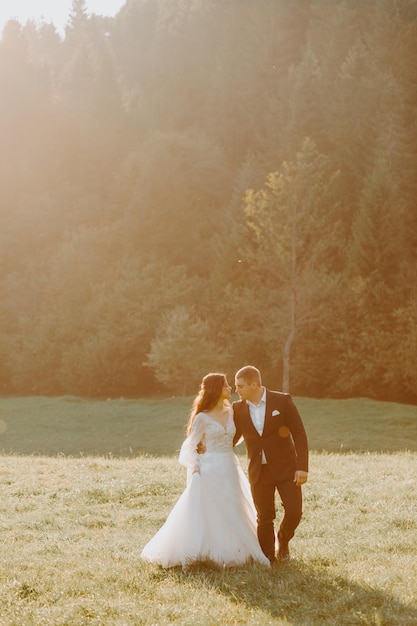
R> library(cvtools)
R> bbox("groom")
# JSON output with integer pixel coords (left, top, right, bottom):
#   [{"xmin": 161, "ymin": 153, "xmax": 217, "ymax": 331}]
[{"xmin": 233, "ymin": 365, "xmax": 308, "ymax": 564}]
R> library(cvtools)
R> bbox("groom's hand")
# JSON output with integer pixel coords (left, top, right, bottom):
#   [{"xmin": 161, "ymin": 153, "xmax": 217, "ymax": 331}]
[{"xmin": 294, "ymin": 470, "xmax": 308, "ymax": 487}]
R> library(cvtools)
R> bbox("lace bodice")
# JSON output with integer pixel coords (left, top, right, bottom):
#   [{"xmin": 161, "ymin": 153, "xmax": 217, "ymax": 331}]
[{"xmin": 179, "ymin": 409, "xmax": 235, "ymax": 472}]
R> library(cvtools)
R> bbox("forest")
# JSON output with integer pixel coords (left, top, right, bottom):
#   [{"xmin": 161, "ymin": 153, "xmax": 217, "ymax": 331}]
[{"xmin": 0, "ymin": 0, "xmax": 416, "ymax": 402}]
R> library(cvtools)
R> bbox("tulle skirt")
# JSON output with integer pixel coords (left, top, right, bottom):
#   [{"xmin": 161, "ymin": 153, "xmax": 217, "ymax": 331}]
[{"xmin": 140, "ymin": 451, "xmax": 270, "ymax": 568}]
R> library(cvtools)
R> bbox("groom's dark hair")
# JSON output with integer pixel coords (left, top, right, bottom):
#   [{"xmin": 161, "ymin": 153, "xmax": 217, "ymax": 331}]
[{"xmin": 235, "ymin": 365, "xmax": 262, "ymax": 385}]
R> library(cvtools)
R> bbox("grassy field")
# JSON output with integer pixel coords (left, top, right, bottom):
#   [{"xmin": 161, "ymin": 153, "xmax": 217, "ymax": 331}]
[
  {"xmin": 0, "ymin": 396, "xmax": 416, "ymax": 625},
  {"xmin": 0, "ymin": 452, "xmax": 416, "ymax": 625},
  {"xmin": 1, "ymin": 395, "xmax": 417, "ymax": 457}
]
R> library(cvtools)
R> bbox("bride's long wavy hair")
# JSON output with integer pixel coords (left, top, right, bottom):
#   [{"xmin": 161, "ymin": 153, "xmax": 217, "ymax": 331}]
[{"xmin": 187, "ymin": 373, "xmax": 229, "ymax": 435}]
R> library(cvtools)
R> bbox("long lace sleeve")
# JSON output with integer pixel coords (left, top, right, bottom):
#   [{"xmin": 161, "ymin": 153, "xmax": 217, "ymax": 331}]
[{"xmin": 178, "ymin": 413, "xmax": 206, "ymax": 473}]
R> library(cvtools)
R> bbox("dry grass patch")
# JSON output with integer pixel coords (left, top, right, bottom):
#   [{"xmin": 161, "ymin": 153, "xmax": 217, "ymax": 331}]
[{"xmin": 0, "ymin": 452, "xmax": 416, "ymax": 625}]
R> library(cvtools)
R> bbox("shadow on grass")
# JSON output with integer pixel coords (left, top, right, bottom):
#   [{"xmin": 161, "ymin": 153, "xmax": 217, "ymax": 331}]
[{"xmin": 157, "ymin": 558, "xmax": 417, "ymax": 625}]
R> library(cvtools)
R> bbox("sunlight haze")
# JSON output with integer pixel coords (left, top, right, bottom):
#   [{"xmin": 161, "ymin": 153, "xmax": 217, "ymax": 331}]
[
  {"xmin": 0, "ymin": 0, "xmax": 125, "ymax": 34},
  {"xmin": 0, "ymin": 0, "xmax": 415, "ymax": 402}
]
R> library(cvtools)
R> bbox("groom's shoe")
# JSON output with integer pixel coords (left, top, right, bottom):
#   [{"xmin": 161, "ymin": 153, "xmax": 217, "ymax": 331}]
[{"xmin": 277, "ymin": 533, "xmax": 290, "ymax": 561}]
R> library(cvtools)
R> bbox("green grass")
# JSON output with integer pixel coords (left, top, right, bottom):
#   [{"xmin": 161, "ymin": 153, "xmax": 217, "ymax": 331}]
[
  {"xmin": 0, "ymin": 452, "xmax": 416, "ymax": 625},
  {"xmin": 0, "ymin": 396, "xmax": 191, "ymax": 457},
  {"xmin": 1, "ymin": 395, "xmax": 417, "ymax": 457},
  {"xmin": 297, "ymin": 396, "xmax": 417, "ymax": 453}
]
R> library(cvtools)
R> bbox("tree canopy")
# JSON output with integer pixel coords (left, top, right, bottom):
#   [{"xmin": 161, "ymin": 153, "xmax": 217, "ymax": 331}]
[{"xmin": 0, "ymin": 0, "xmax": 416, "ymax": 401}]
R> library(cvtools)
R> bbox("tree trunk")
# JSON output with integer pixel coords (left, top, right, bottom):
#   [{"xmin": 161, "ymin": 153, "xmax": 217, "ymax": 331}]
[{"xmin": 282, "ymin": 326, "xmax": 295, "ymax": 393}]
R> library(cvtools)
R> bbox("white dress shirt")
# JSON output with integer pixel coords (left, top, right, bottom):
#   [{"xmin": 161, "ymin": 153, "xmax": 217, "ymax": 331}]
[{"xmin": 247, "ymin": 387, "xmax": 267, "ymax": 463}]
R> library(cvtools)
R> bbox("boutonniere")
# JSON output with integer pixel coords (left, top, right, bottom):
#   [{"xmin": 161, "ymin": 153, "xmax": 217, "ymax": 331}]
[{"xmin": 272, "ymin": 410, "xmax": 280, "ymax": 417}]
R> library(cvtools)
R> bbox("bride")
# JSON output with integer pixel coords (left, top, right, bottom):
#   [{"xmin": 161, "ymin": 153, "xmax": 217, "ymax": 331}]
[{"xmin": 140, "ymin": 372, "xmax": 270, "ymax": 568}]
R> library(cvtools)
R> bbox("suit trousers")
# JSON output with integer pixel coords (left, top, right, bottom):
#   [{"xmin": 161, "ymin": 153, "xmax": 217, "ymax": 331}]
[{"xmin": 250, "ymin": 464, "xmax": 303, "ymax": 561}]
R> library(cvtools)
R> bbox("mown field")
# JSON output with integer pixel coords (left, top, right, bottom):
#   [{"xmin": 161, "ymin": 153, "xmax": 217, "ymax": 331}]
[
  {"xmin": 1, "ymin": 395, "xmax": 417, "ymax": 457},
  {"xmin": 0, "ymin": 396, "xmax": 416, "ymax": 625}
]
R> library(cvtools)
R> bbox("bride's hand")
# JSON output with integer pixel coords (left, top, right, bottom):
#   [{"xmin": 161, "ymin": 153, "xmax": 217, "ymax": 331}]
[{"xmin": 196, "ymin": 441, "xmax": 206, "ymax": 454}]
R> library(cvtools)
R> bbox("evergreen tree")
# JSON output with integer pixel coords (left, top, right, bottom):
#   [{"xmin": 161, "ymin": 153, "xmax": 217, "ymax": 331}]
[
  {"xmin": 121, "ymin": 129, "xmax": 232, "ymax": 275},
  {"xmin": 348, "ymin": 163, "xmax": 406, "ymax": 288},
  {"xmin": 145, "ymin": 306, "xmax": 222, "ymax": 395},
  {"xmin": 242, "ymin": 138, "xmax": 343, "ymax": 392},
  {"xmin": 1, "ymin": 0, "xmax": 416, "ymax": 400}
]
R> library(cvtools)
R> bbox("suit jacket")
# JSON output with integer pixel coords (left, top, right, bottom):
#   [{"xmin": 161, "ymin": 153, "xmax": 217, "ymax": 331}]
[{"xmin": 233, "ymin": 389, "xmax": 308, "ymax": 485}]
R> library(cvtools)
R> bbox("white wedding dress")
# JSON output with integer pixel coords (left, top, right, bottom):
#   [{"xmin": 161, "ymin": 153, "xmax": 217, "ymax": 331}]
[{"xmin": 140, "ymin": 408, "xmax": 269, "ymax": 568}]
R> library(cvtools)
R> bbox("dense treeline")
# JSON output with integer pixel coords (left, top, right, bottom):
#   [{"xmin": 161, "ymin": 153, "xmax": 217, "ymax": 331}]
[{"xmin": 0, "ymin": 0, "xmax": 416, "ymax": 401}]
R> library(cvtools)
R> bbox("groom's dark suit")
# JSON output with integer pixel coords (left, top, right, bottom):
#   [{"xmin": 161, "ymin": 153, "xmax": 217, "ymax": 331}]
[{"xmin": 233, "ymin": 390, "xmax": 308, "ymax": 562}]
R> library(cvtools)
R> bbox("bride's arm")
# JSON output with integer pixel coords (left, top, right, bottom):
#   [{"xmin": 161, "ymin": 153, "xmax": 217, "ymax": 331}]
[{"xmin": 178, "ymin": 414, "xmax": 206, "ymax": 473}]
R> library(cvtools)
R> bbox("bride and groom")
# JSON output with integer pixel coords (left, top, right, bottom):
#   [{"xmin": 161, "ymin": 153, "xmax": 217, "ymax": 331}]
[{"xmin": 141, "ymin": 365, "xmax": 309, "ymax": 568}]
